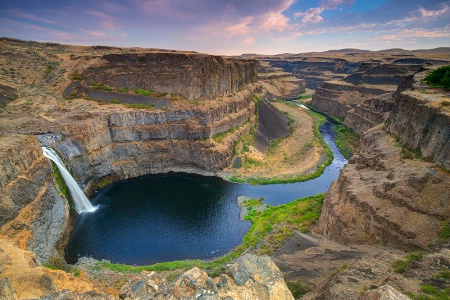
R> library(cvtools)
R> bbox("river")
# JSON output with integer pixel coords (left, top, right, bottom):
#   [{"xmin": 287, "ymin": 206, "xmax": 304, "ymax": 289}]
[{"xmin": 65, "ymin": 120, "xmax": 347, "ymax": 265}]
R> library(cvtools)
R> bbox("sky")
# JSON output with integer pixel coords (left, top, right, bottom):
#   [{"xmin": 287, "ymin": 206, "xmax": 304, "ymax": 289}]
[{"xmin": 0, "ymin": 0, "xmax": 449, "ymax": 55}]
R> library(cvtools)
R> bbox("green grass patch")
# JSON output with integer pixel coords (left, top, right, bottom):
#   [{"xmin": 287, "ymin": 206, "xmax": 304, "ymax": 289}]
[
  {"xmin": 391, "ymin": 251, "xmax": 425, "ymax": 273},
  {"xmin": 92, "ymin": 82, "xmax": 113, "ymax": 91},
  {"xmin": 44, "ymin": 256, "xmax": 81, "ymax": 277},
  {"xmin": 94, "ymin": 194, "xmax": 325, "ymax": 274},
  {"xmin": 70, "ymin": 71, "xmax": 83, "ymax": 81},
  {"xmin": 135, "ymin": 88, "xmax": 152, "ymax": 96},
  {"xmin": 286, "ymin": 280, "xmax": 312, "ymax": 298},
  {"xmin": 298, "ymin": 94, "xmax": 313, "ymax": 99},
  {"xmin": 116, "ymin": 87, "xmax": 129, "ymax": 93},
  {"xmin": 408, "ymin": 285, "xmax": 450, "ymax": 300},
  {"xmin": 333, "ymin": 125, "xmax": 360, "ymax": 159},
  {"xmin": 440, "ymin": 221, "xmax": 450, "ymax": 239},
  {"xmin": 124, "ymin": 103, "xmax": 155, "ymax": 110}
]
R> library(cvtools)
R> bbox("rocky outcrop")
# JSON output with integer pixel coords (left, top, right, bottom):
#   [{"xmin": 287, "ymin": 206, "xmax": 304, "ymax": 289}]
[
  {"xmin": 0, "ymin": 135, "xmax": 69, "ymax": 263},
  {"xmin": 310, "ymin": 81, "xmax": 395, "ymax": 118},
  {"xmin": 360, "ymin": 284, "xmax": 411, "ymax": 300},
  {"xmin": 385, "ymin": 91, "xmax": 450, "ymax": 169},
  {"xmin": 344, "ymin": 93, "xmax": 395, "ymax": 135},
  {"xmin": 256, "ymin": 61, "xmax": 305, "ymax": 100},
  {"xmin": 309, "ymin": 248, "xmax": 450, "ymax": 300},
  {"xmin": 77, "ymin": 53, "xmax": 257, "ymax": 100},
  {"xmin": 118, "ymin": 254, "xmax": 293, "ymax": 300},
  {"xmin": 318, "ymin": 126, "xmax": 450, "ymax": 249}
]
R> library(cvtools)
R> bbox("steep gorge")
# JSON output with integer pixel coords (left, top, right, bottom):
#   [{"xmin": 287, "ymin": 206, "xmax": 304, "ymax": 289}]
[{"xmin": 318, "ymin": 70, "xmax": 450, "ymax": 249}]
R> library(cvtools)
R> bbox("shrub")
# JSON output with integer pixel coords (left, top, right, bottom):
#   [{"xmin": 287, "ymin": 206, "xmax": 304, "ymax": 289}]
[
  {"xmin": 116, "ymin": 87, "xmax": 129, "ymax": 93},
  {"xmin": 391, "ymin": 251, "xmax": 425, "ymax": 273},
  {"xmin": 425, "ymin": 66, "xmax": 450, "ymax": 89},
  {"xmin": 135, "ymin": 88, "xmax": 152, "ymax": 96}
]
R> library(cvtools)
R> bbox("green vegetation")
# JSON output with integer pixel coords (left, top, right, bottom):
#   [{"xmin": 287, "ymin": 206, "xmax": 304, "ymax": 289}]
[
  {"xmin": 391, "ymin": 251, "xmax": 425, "ymax": 273},
  {"xmin": 156, "ymin": 92, "xmax": 168, "ymax": 97},
  {"xmin": 51, "ymin": 161, "xmax": 76, "ymax": 213},
  {"xmin": 110, "ymin": 99, "xmax": 121, "ymax": 104},
  {"xmin": 135, "ymin": 88, "xmax": 152, "ymax": 96},
  {"xmin": 440, "ymin": 221, "xmax": 450, "ymax": 239},
  {"xmin": 65, "ymin": 90, "xmax": 83, "ymax": 100},
  {"xmin": 253, "ymin": 93, "xmax": 262, "ymax": 103},
  {"xmin": 333, "ymin": 124, "xmax": 360, "ymax": 159},
  {"xmin": 298, "ymin": 94, "xmax": 313, "ymax": 99},
  {"xmin": 44, "ymin": 65, "xmax": 54, "ymax": 78},
  {"xmin": 92, "ymin": 82, "xmax": 113, "ymax": 91},
  {"xmin": 286, "ymin": 281, "xmax": 312, "ymax": 298},
  {"xmin": 70, "ymin": 71, "xmax": 83, "ymax": 81},
  {"xmin": 229, "ymin": 110, "xmax": 333, "ymax": 185},
  {"xmin": 116, "ymin": 87, "xmax": 129, "ymax": 93},
  {"xmin": 425, "ymin": 66, "xmax": 450, "ymax": 89},
  {"xmin": 408, "ymin": 285, "xmax": 450, "ymax": 300},
  {"xmin": 95, "ymin": 194, "xmax": 325, "ymax": 274},
  {"xmin": 45, "ymin": 256, "xmax": 81, "ymax": 277},
  {"xmin": 124, "ymin": 103, "xmax": 155, "ymax": 110},
  {"xmin": 434, "ymin": 270, "xmax": 450, "ymax": 279},
  {"xmin": 400, "ymin": 146, "xmax": 422, "ymax": 160}
]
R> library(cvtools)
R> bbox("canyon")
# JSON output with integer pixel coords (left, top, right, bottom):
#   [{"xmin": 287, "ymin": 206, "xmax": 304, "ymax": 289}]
[{"xmin": 0, "ymin": 38, "xmax": 449, "ymax": 299}]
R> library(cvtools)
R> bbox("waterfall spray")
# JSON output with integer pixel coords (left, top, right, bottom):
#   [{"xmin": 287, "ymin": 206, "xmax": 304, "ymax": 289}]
[{"xmin": 42, "ymin": 147, "xmax": 97, "ymax": 213}]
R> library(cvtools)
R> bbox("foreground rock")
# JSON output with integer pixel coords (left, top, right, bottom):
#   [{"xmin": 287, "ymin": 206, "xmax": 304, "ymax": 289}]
[{"xmin": 118, "ymin": 254, "xmax": 293, "ymax": 300}]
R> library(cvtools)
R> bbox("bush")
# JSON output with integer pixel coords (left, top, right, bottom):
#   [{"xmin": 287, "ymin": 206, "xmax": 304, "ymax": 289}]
[
  {"xmin": 425, "ymin": 66, "xmax": 450, "ymax": 89},
  {"xmin": 391, "ymin": 251, "xmax": 425, "ymax": 273},
  {"xmin": 286, "ymin": 281, "xmax": 311, "ymax": 298}
]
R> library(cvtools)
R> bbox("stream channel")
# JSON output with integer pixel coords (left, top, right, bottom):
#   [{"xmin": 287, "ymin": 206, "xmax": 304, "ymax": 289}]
[{"xmin": 65, "ymin": 120, "xmax": 347, "ymax": 265}]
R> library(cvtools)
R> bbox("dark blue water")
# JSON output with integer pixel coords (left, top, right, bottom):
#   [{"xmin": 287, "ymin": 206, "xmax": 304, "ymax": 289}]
[{"xmin": 65, "ymin": 121, "xmax": 347, "ymax": 265}]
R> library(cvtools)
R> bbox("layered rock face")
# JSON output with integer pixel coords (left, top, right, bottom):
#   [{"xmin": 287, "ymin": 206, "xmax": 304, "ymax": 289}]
[
  {"xmin": 385, "ymin": 92, "xmax": 450, "ymax": 169},
  {"xmin": 343, "ymin": 93, "xmax": 395, "ymax": 135},
  {"xmin": 78, "ymin": 53, "xmax": 257, "ymax": 100},
  {"xmin": 319, "ymin": 127, "xmax": 450, "ymax": 249},
  {"xmin": 263, "ymin": 57, "xmax": 358, "ymax": 89},
  {"xmin": 0, "ymin": 135, "xmax": 69, "ymax": 262},
  {"xmin": 53, "ymin": 90, "xmax": 255, "ymax": 192},
  {"xmin": 310, "ymin": 81, "xmax": 395, "ymax": 118},
  {"xmin": 318, "ymin": 80, "xmax": 450, "ymax": 249},
  {"xmin": 309, "ymin": 63, "xmax": 419, "ymax": 118}
]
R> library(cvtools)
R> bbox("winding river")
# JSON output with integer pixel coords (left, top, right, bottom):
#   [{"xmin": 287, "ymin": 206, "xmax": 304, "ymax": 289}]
[{"xmin": 65, "ymin": 120, "xmax": 347, "ymax": 265}]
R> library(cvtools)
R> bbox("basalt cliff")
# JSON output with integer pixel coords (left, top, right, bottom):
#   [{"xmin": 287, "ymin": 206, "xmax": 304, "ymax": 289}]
[{"xmin": 1, "ymin": 38, "xmax": 450, "ymax": 299}]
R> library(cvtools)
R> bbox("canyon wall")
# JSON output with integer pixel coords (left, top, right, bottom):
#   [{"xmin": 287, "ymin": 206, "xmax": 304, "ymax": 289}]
[
  {"xmin": 385, "ymin": 91, "xmax": 450, "ymax": 169},
  {"xmin": 53, "ymin": 90, "xmax": 255, "ymax": 193},
  {"xmin": 77, "ymin": 53, "xmax": 257, "ymax": 100},
  {"xmin": 309, "ymin": 63, "xmax": 419, "ymax": 119},
  {"xmin": 0, "ymin": 135, "xmax": 70, "ymax": 262},
  {"xmin": 318, "ymin": 73, "xmax": 450, "ymax": 249}
]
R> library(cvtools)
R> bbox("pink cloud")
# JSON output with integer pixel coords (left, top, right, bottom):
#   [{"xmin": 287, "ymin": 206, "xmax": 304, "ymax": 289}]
[
  {"xmin": 86, "ymin": 10, "xmax": 119, "ymax": 30},
  {"xmin": 419, "ymin": 4, "xmax": 449, "ymax": 17},
  {"xmin": 9, "ymin": 9, "xmax": 55, "ymax": 24},
  {"xmin": 23, "ymin": 24, "xmax": 72, "ymax": 39},
  {"xmin": 81, "ymin": 29, "xmax": 111, "ymax": 38}
]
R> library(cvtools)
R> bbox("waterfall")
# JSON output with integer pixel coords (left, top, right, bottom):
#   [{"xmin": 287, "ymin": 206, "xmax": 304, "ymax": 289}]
[{"xmin": 42, "ymin": 147, "xmax": 97, "ymax": 214}]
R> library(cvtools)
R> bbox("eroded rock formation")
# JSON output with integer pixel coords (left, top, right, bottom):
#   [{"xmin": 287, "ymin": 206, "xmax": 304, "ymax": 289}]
[
  {"xmin": 0, "ymin": 135, "xmax": 69, "ymax": 262},
  {"xmin": 318, "ymin": 70, "xmax": 450, "ymax": 249}
]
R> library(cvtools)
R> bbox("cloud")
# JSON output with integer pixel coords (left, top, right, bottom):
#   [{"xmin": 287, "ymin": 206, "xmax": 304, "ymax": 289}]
[
  {"xmin": 86, "ymin": 10, "xmax": 119, "ymax": 30},
  {"xmin": 419, "ymin": 4, "xmax": 449, "ymax": 17},
  {"xmin": 80, "ymin": 29, "xmax": 112, "ymax": 38},
  {"xmin": 9, "ymin": 9, "xmax": 55, "ymax": 24},
  {"xmin": 294, "ymin": 0, "xmax": 354, "ymax": 24}
]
